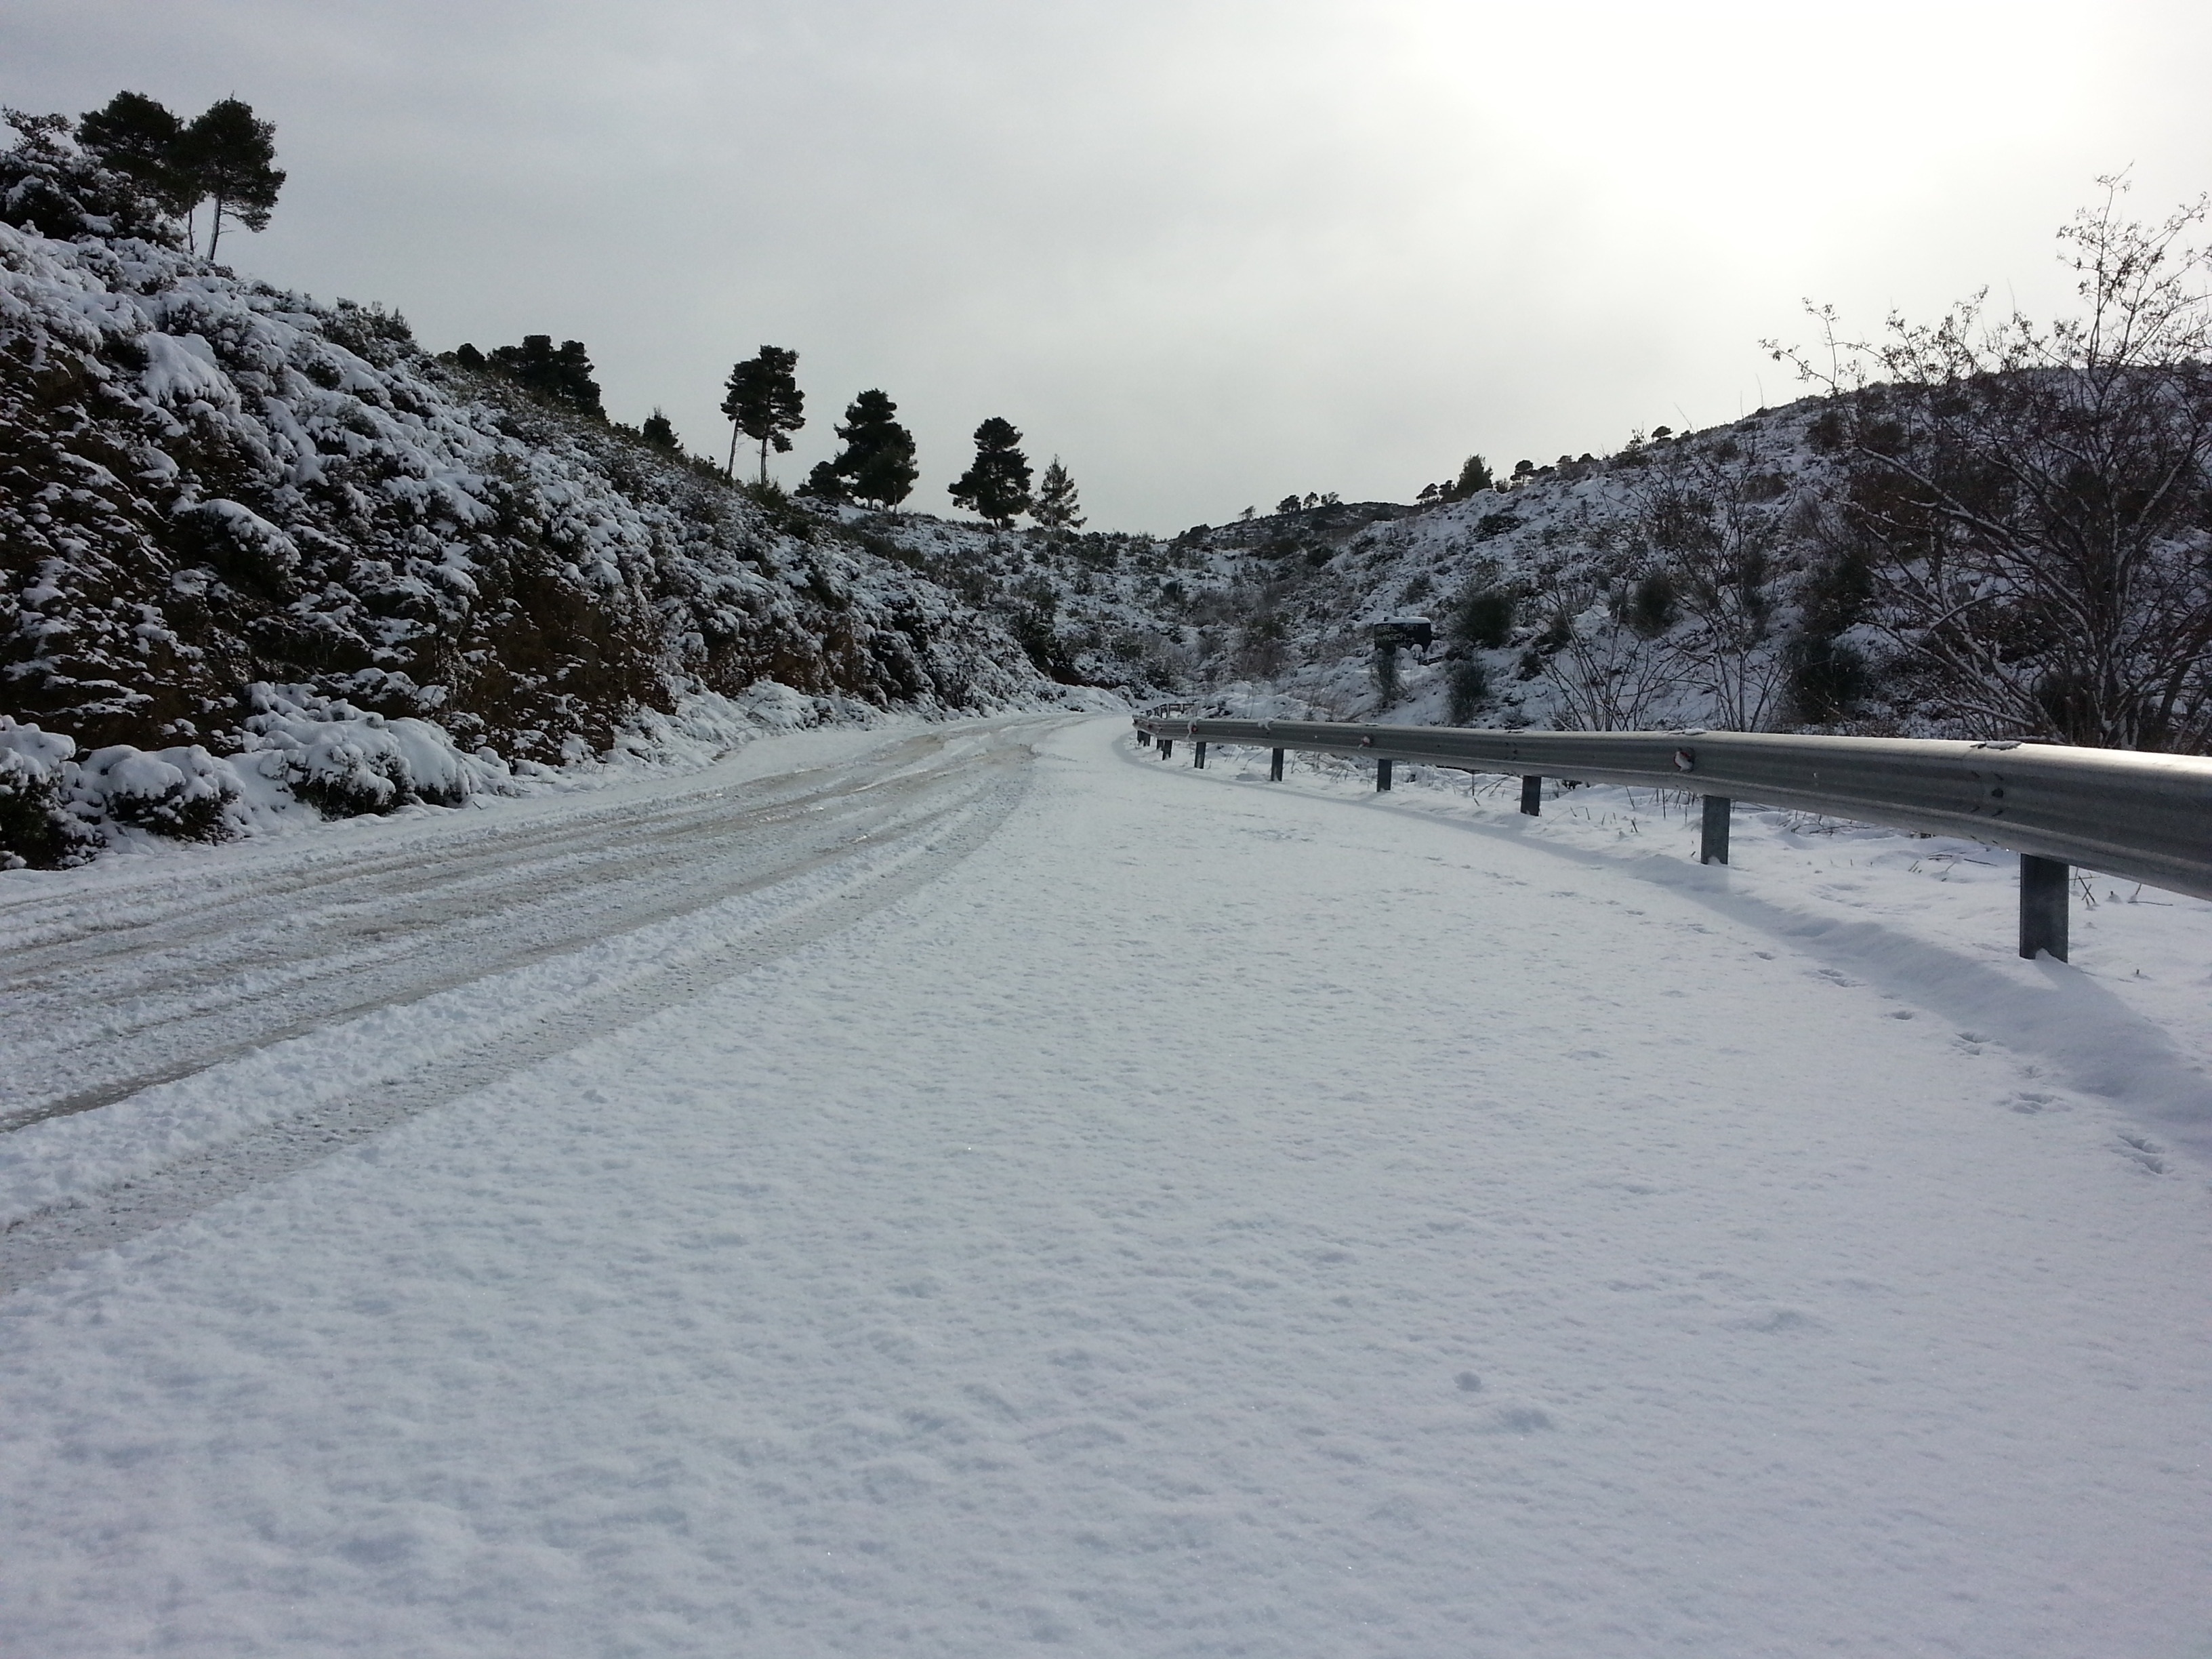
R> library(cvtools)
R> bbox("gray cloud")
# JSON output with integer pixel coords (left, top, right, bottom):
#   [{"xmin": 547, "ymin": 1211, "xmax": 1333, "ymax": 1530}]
[{"xmin": 10, "ymin": 0, "xmax": 2211, "ymax": 529}]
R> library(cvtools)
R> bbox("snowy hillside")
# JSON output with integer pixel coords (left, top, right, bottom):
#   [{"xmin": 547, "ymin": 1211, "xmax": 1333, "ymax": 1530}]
[
  {"xmin": 10, "ymin": 109, "xmax": 2205, "ymax": 872},
  {"xmin": 881, "ymin": 348, "xmax": 2209, "ymax": 757},
  {"xmin": 854, "ymin": 405, "xmax": 1878, "ymax": 736},
  {"xmin": 1, "ymin": 135, "xmax": 1073, "ymax": 867}
]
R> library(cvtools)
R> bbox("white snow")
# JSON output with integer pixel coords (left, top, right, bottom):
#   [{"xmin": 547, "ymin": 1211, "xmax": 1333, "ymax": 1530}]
[{"xmin": 2, "ymin": 716, "xmax": 2208, "ymax": 1657}]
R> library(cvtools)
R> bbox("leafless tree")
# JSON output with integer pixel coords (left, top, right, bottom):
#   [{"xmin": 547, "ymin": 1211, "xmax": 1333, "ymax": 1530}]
[
  {"xmin": 1541, "ymin": 584, "xmax": 1677, "ymax": 730},
  {"xmin": 1629, "ymin": 437, "xmax": 1793, "ymax": 731},
  {"xmin": 1771, "ymin": 180, "xmax": 2212, "ymax": 751}
]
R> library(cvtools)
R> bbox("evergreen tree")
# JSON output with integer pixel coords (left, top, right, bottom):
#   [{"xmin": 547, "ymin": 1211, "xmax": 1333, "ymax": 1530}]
[
  {"xmin": 640, "ymin": 409, "xmax": 680, "ymax": 451},
  {"xmin": 75, "ymin": 91, "xmax": 194, "ymax": 218},
  {"xmin": 948, "ymin": 417, "xmax": 1032, "ymax": 528},
  {"xmin": 798, "ymin": 459, "xmax": 852, "ymax": 503},
  {"xmin": 829, "ymin": 389, "xmax": 920, "ymax": 511},
  {"xmin": 1031, "ymin": 456, "xmax": 1084, "ymax": 532},
  {"xmin": 721, "ymin": 346, "xmax": 805, "ymax": 483},
  {"xmin": 1446, "ymin": 454, "xmax": 1494, "ymax": 499},
  {"xmin": 481, "ymin": 335, "xmax": 606, "ymax": 419},
  {"xmin": 174, "ymin": 98, "xmax": 283, "ymax": 258},
  {"xmin": 1276, "ymin": 495, "xmax": 1302, "ymax": 514}
]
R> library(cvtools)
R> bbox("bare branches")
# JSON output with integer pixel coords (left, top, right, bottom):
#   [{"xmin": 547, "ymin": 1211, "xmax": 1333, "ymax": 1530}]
[{"xmin": 1771, "ymin": 184, "xmax": 2212, "ymax": 751}]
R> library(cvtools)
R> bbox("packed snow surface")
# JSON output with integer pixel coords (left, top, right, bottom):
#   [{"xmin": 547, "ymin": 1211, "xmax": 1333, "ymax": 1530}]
[{"xmin": 2, "ymin": 717, "xmax": 2209, "ymax": 1657}]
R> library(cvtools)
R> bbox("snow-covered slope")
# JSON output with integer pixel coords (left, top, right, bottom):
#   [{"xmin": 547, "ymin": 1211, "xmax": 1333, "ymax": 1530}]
[
  {"xmin": 1, "ymin": 203, "xmax": 1073, "ymax": 865},
  {"xmin": 855, "ymin": 405, "xmax": 1883, "ymax": 737}
]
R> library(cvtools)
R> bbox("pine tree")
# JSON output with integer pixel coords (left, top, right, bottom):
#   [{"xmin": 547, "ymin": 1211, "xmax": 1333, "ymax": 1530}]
[
  {"xmin": 175, "ymin": 98, "xmax": 283, "ymax": 258},
  {"xmin": 798, "ymin": 459, "xmax": 851, "ymax": 503},
  {"xmin": 830, "ymin": 389, "xmax": 919, "ymax": 510},
  {"xmin": 1447, "ymin": 454, "xmax": 1494, "ymax": 499},
  {"xmin": 721, "ymin": 346, "xmax": 805, "ymax": 483},
  {"xmin": 947, "ymin": 417, "xmax": 1032, "ymax": 529},
  {"xmin": 640, "ymin": 409, "xmax": 680, "ymax": 451},
  {"xmin": 483, "ymin": 335, "xmax": 606, "ymax": 420},
  {"xmin": 1031, "ymin": 457, "xmax": 1084, "ymax": 532},
  {"xmin": 76, "ymin": 91, "xmax": 195, "ymax": 219}
]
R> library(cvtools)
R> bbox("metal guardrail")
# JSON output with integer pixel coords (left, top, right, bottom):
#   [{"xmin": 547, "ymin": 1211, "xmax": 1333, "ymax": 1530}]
[{"xmin": 1131, "ymin": 715, "xmax": 2212, "ymax": 962}]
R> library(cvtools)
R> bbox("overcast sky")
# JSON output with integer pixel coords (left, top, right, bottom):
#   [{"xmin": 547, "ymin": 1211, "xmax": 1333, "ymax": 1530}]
[{"xmin": 12, "ymin": 1, "xmax": 2212, "ymax": 532}]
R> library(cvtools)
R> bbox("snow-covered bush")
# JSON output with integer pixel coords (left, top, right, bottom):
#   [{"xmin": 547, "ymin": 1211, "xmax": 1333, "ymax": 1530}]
[
  {"xmin": 0, "ymin": 719, "xmax": 96, "ymax": 869},
  {"xmin": 237, "ymin": 687, "xmax": 514, "ymax": 816},
  {"xmin": 79, "ymin": 743, "xmax": 243, "ymax": 842}
]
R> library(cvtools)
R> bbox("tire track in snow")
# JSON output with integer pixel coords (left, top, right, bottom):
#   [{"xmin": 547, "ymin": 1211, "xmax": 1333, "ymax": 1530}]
[
  {"xmin": 0, "ymin": 723, "xmax": 1058, "ymax": 1291},
  {"xmin": 0, "ymin": 724, "xmax": 1031, "ymax": 1134}
]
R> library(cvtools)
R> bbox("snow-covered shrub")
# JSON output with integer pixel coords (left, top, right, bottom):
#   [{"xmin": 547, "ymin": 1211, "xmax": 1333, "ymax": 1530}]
[
  {"xmin": 169, "ymin": 499, "xmax": 302, "ymax": 589},
  {"xmin": 79, "ymin": 744, "xmax": 243, "ymax": 842},
  {"xmin": 0, "ymin": 719, "xmax": 97, "ymax": 869},
  {"xmin": 238, "ymin": 686, "xmax": 514, "ymax": 817}
]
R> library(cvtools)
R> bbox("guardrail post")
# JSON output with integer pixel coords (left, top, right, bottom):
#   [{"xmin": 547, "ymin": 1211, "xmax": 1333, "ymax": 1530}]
[
  {"xmin": 1700, "ymin": 796, "xmax": 1732, "ymax": 865},
  {"xmin": 1376, "ymin": 758, "xmax": 1393, "ymax": 792},
  {"xmin": 1270, "ymin": 747, "xmax": 1284, "ymax": 781},
  {"xmin": 1193, "ymin": 741, "xmax": 1207, "ymax": 769},
  {"xmin": 1520, "ymin": 775, "xmax": 1542, "ymax": 816},
  {"xmin": 2019, "ymin": 855, "xmax": 2070, "ymax": 961},
  {"xmin": 1159, "ymin": 738, "xmax": 1172, "ymax": 760},
  {"xmin": 1137, "ymin": 729, "xmax": 1151, "ymax": 747}
]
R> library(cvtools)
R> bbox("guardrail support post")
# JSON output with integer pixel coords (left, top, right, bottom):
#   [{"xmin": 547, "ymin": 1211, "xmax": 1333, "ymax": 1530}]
[
  {"xmin": 1376, "ymin": 758, "xmax": 1393, "ymax": 792},
  {"xmin": 2019, "ymin": 855, "xmax": 2070, "ymax": 961},
  {"xmin": 1193, "ymin": 741, "xmax": 1206, "ymax": 769},
  {"xmin": 1269, "ymin": 747, "xmax": 1284, "ymax": 781},
  {"xmin": 1520, "ymin": 775, "xmax": 1542, "ymax": 816},
  {"xmin": 1700, "ymin": 796, "xmax": 1732, "ymax": 865},
  {"xmin": 1159, "ymin": 739, "xmax": 1172, "ymax": 760},
  {"xmin": 1137, "ymin": 729, "xmax": 1151, "ymax": 747}
]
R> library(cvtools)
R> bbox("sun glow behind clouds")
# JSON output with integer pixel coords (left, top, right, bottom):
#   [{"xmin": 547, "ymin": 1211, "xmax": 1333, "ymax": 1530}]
[{"xmin": 7, "ymin": 0, "xmax": 2208, "ymax": 527}]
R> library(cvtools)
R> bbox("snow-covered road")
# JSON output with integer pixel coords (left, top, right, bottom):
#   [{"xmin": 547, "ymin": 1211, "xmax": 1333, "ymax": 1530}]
[{"xmin": 3, "ymin": 715, "xmax": 2209, "ymax": 1657}]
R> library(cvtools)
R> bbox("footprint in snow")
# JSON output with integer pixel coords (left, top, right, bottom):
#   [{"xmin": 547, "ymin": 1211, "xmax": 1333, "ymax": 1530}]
[{"xmin": 2115, "ymin": 1134, "xmax": 2167, "ymax": 1175}]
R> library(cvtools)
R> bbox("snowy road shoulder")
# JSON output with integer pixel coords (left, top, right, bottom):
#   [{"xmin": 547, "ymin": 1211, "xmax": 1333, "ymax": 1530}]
[
  {"xmin": 2, "ymin": 716, "xmax": 2208, "ymax": 1658},
  {"xmin": 1144, "ymin": 732, "xmax": 2212, "ymax": 1167}
]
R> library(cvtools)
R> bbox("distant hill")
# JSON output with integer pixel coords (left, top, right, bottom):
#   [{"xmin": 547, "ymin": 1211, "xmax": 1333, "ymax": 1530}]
[{"xmin": 846, "ymin": 411, "xmax": 1866, "ymax": 738}]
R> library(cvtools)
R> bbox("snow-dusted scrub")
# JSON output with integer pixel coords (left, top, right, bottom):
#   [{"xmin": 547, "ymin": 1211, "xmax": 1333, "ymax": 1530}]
[
  {"xmin": 851, "ymin": 429, "xmax": 1860, "ymax": 733},
  {"xmin": 0, "ymin": 718, "xmax": 96, "ymax": 868},
  {"xmin": 1, "ymin": 123, "xmax": 1059, "ymax": 863},
  {"xmin": 879, "ymin": 205, "xmax": 2212, "ymax": 750}
]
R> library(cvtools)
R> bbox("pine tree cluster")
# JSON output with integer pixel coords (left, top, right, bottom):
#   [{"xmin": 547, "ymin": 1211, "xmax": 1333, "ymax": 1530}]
[
  {"xmin": 447, "ymin": 337, "xmax": 608, "ymax": 422},
  {"xmin": 73, "ymin": 91, "xmax": 285, "ymax": 257}
]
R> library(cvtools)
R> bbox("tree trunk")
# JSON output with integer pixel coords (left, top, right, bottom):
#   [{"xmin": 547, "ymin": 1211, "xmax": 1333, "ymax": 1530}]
[
  {"xmin": 758, "ymin": 436, "xmax": 770, "ymax": 487},
  {"xmin": 207, "ymin": 197, "xmax": 226, "ymax": 259},
  {"xmin": 725, "ymin": 424, "xmax": 739, "ymax": 480}
]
